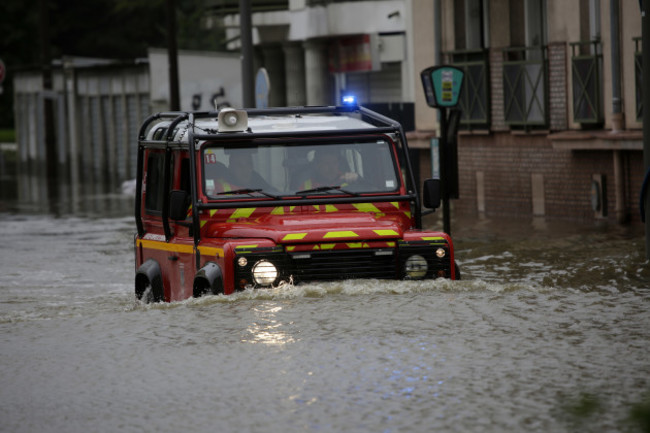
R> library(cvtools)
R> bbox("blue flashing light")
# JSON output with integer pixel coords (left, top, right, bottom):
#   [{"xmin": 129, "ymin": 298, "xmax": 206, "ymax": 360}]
[{"xmin": 341, "ymin": 94, "xmax": 357, "ymax": 106}]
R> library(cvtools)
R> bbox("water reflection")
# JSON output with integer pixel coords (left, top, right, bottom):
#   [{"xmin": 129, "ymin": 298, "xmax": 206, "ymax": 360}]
[
  {"xmin": 5, "ymin": 170, "xmax": 133, "ymax": 217},
  {"xmin": 243, "ymin": 302, "xmax": 296, "ymax": 345}
]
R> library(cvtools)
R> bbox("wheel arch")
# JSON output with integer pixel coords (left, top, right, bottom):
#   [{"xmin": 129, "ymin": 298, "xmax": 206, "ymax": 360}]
[
  {"xmin": 193, "ymin": 261, "xmax": 224, "ymax": 297},
  {"xmin": 135, "ymin": 259, "xmax": 164, "ymax": 302}
]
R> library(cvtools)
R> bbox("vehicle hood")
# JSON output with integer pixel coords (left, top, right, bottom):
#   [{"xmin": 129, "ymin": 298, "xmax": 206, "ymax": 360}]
[{"xmin": 203, "ymin": 212, "xmax": 405, "ymax": 243}]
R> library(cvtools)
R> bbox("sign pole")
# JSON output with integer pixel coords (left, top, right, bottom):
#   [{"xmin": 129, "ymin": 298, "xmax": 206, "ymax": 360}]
[
  {"xmin": 439, "ymin": 108, "xmax": 451, "ymax": 234},
  {"xmin": 420, "ymin": 65, "xmax": 464, "ymax": 235}
]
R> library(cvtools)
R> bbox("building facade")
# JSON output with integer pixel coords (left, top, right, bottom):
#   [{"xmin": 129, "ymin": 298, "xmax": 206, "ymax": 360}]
[
  {"xmin": 432, "ymin": 0, "xmax": 644, "ymax": 224},
  {"xmin": 218, "ymin": 0, "xmax": 417, "ymax": 129},
  {"xmin": 222, "ymin": 0, "xmax": 644, "ymax": 224}
]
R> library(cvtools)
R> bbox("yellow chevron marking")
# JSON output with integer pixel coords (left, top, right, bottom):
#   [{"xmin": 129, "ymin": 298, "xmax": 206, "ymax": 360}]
[
  {"xmin": 319, "ymin": 243, "xmax": 336, "ymax": 250},
  {"xmin": 236, "ymin": 244, "xmax": 259, "ymax": 250},
  {"xmin": 286, "ymin": 246, "xmax": 295, "ymax": 251},
  {"xmin": 271, "ymin": 207, "xmax": 284, "ymax": 215},
  {"xmin": 283, "ymin": 233, "xmax": 308, "ymax": 241},
  {"xmin": 200, "ymin": 220, "xmax": 207, "ymax": 228},
  {"xmin": 387, "ymin": 242, "xmax": 396, "ymax": 247},
  {"xmin": 210, "ymin": 209, "xmax": 218, "ymax": 217},
  {"xmin": 422, "ymin": 236, "xmax": 445, "ymax": 241},
  {"xmin": 325, "ymin": 204, "xmax": 338, "ymax": 212},
  {"xmin": 323, "ymin": 231, "xmax": 358, "ymax": 238},
  {"xmin": 374, "ymin": 229, "xmax": 399, "ymax": 236},
  {"xmin": 391, "ymin": 202, "xmax": 399, "ymax": 209},
  {"xmin": 346, "ymin": 242, "xmax": 370, "ymax": 249},
  {"xmin": 230, "ymin": 208, "xmax": 256, "ymax": 219},
  {"xmin": 353, "ymin": 203, "xmax": 381, "ymax": 213}
]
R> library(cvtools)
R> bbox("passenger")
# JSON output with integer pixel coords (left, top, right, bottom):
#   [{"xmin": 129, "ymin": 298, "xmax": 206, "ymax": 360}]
[
  {"xmin": 299, "ymin": 150, "xmax": 359, "ymax": 190},
  {"xmin": 203, "ymin": 160, "xmax": 230, "ymax": 195},
  {"xmin": 226, "ymin": 150, "xmax": 273, "ymax": 190}
]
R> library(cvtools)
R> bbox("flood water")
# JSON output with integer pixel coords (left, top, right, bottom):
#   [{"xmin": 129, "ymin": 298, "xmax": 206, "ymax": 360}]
[{"xmin": 1, "ymin": 192, "xmax": 649, "ymax": 433}]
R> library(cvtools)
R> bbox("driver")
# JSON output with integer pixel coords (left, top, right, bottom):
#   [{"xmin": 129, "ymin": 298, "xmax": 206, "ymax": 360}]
[{"xmin": 299, "ymin": 150, "xmax": 358, "ymax": 190}]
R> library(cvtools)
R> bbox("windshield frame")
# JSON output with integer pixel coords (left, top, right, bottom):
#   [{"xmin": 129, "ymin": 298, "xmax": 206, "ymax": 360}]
[{"xmin": 200, "ymin": 134, "xmax": 404, "ymax": 201}]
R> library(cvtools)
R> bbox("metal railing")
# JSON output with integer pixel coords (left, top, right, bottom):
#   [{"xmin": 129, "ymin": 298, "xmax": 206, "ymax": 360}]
[
  {"xmin": 502, "ymin": 46, "xmax": 548, "ymax": 128},
  {"xmin": 446, "ymin": 49, "xmax": 490, "ymax": 128},
  {"xmin": 570, "ymin": 40, "xmax": 603, "ymax": 124}
]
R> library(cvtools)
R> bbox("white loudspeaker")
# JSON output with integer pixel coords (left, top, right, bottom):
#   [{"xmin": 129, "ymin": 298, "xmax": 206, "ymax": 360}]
[{"xmin": 217, "ymin": 108, "xmax": 248, "ymax": 132}]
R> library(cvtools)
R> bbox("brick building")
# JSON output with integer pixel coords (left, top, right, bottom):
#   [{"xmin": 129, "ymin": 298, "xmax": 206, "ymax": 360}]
[{"xmin": 408, "ymin": 0, "xmax": 644, "ymax": 224}]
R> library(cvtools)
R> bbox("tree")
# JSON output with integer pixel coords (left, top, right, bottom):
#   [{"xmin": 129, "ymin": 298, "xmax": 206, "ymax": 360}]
[{"xmin": 0, "ymin": 0, "xmax": 226, "ymax": 128}]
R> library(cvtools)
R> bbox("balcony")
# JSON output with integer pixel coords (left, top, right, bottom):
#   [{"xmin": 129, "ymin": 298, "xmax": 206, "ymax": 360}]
[
  {"xmin": 446, "ymin": 49, "xmax": 490, "ymax": 128},
  {"xmin": 570, "ymin": 40, "xmax": 603, "ymax": 125},
  {"xmin": 502, "ymin": 46, "xmax": 548, "ymax": 128}
]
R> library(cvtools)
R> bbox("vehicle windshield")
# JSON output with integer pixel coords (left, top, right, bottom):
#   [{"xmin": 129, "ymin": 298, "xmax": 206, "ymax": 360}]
[{"xmin": 202, "ymin": 139, "xmax": 401, "ymax": 198}]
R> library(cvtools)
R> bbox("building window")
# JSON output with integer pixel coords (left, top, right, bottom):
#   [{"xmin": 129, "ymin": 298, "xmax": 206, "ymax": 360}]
[
  {"xmin": 502, "ymin": 0, "xmax": 548, "ymax": 128},
  {"xmin": 447, "ymin": 49, "xmax": 490, "ymax": 128},
  {"xmin": 502, "ymin": 46, "xmax": 548, "ymax": 127},
  {"xmin": 450, "ymin": 0, "xmax": 489, "ymax": 128},
  {"xmin": 570, "ymin": 40, "xmax": 603, "ymax": 125}
]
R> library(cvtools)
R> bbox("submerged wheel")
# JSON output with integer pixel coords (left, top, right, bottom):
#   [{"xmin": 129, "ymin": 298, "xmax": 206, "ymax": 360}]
[
  {"xmin": 454, "ymin": 261, "xmax": 461, "ymax": 280},
  {"xmin": 135, "ymin": 260, "xmax": 164, "ymax": 303},
  {"xmin": 193, "ymin": 262, "xmax": 224, "ymax": 298}
]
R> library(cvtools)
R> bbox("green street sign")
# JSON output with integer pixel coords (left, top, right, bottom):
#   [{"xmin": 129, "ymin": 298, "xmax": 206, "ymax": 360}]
[{"xmin": 420, "ymin": 65, "xmax": 464, "ymax": 108}]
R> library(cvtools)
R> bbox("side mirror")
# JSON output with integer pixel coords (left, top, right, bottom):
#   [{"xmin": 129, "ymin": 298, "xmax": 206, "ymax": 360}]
[
  {"xmin": 422, "ymin": 178, "xmax": 441, "ymax": 210},
  {"xmin": 169, "ymin": 190, "xmax": 190, "ymax": 221}
]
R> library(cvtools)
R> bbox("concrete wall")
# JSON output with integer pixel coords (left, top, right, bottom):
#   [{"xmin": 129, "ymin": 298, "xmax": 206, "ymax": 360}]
[{"xmin": 148, "ymin": 48, "xmax": 242, "ymax": 111}]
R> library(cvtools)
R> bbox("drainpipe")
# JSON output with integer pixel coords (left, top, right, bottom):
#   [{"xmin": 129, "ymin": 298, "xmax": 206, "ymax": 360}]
[
  {"xmin": 610, "ymin": 0, "xmax": 626, "ymax": 222},
  {"xmin": 166, "ymin": 0, "xmax": 180, "ymax": 111},
  {"xmin": 240, "ymin": 0, "xmax": 255, "ymax": 108},
  {"xmin": 610, "ymin": 0, "xmax": 624, "ymax": 131},
  {"xmin": 434, "ymin": 0, "xmax": 441, "ymax": 66},
  {"xmin": 642, "ymin": 0, "xmax": 650, "ymax": 258}
]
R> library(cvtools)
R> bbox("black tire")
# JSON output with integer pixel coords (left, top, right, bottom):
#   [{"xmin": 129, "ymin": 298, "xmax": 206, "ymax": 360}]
[
  {"xmin": 135, "ymin": 259, "xmax": 164, "ymax": 303},
  {"xmin": 193, "ymin": 262, "xmax": 224, "ymax": 298}
]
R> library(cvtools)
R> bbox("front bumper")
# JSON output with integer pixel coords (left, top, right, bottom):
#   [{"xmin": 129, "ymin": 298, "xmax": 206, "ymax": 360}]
[{"xmin": 233, "ymin": 240, "xmax": 452, "ymax": 289}]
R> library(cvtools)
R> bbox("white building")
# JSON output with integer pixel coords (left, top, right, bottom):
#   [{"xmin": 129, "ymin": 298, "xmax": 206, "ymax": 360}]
[{"xmin": 214, "ymin": 0, "xmax": 422, "ymax": 132}]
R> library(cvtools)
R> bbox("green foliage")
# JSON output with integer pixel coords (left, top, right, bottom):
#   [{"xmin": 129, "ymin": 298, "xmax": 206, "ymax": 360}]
[{"xmin": 0, "ymin": 129, "xmax": 16, "ymax": 143}]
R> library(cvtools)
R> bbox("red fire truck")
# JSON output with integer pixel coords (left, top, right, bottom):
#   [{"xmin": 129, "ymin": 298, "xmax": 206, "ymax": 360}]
[{"xmin": 134, "ymin": 105, "xmax": 458, "ymax": 302}]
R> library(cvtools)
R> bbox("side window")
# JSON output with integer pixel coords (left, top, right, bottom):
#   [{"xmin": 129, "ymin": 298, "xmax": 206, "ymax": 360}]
[
  {"xmin": 145, "ymin": 152, "xmax": 166, "ymax": 214},
  {"xmin": 179, "ymin": 157, "xmax": 191, "ymax": 195}
]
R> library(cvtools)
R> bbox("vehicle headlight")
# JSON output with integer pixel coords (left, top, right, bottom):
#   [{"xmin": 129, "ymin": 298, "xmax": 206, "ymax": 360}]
[
  {"xmin": 251, "ymin": 260, "xmax": 278, "ymax": 286},
  {"xmin": 436, "ymin": 247, "xmax": 446, "ymax": 258},
  {"xmin": 404, "ymin": 255, "xmax": 428, "ymax": 279}
]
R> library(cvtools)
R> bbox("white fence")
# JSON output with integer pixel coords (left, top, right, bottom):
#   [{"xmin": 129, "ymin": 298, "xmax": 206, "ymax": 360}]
[{"xmin": 13, "ymin": 60, "xmax": 150, "ymax": 207}]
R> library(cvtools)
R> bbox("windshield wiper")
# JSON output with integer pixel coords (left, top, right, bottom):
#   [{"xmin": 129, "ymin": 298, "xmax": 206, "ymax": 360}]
[
  {"xmin": 217, "ymin": 188, "xmax": 279, "ymax": 199},
  {"xmin": 295, "ymin": 185, "xmax": 359, "ymax": 196}
]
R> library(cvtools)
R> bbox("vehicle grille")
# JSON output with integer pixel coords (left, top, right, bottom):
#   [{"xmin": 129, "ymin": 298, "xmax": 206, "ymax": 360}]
[{"xmin": 290, "ymin": 249, "xmax": 398, "ymax": 281}]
